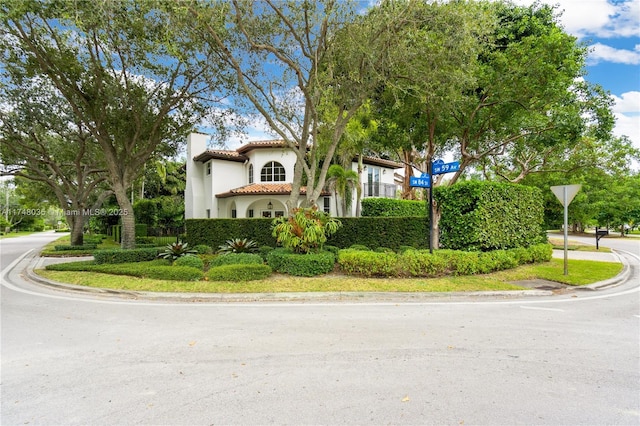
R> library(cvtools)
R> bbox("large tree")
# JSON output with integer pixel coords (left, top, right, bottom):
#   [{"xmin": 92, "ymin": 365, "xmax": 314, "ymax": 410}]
[
  {"xmin": 1, "ymin": 0, "xmax": 228, "ymax": 248},
  {"xmin": 448, "ymin": 2, "xmax": 613, "ymax": 184},
  {"xmin": 0, "ymin": 78, "xmax": 111, "ymax": 245},
  {"xmin": 189, "ymin": 0, "xmax": 413, "ymax": 213}
]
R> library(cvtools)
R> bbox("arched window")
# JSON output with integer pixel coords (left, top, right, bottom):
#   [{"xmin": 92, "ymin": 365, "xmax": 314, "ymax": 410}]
[
  {"xmin": 260, "ymin": 161, "xmax": 286, "ymax": 182},
  {"xmin": 248, "ymin": 164, "xmax": 254, "ymax": 184}
]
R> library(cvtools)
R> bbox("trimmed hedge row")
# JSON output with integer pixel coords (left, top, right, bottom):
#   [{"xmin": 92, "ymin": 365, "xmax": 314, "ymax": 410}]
[
  {"xmin": 435, "ymin": 181, "xmax": 546, "ymax": 251},
  {"xmin": 93, "ymin": 248, "xmax": 161, "ymax": 264},
  {"xmin": 54, "ymin": 244, "xmax": 98, "ymax": 251},
  {"xmin": 45, "ymin": 260, "xmax": 204, "ymax": 281},
  {"xmin": 361, "ymin": 198, "xmax": 426, "ymax": 217},
  {"xmin": 210, "ymin": 253, "xmax": 264, "ymax": 267},
  {"xmin": 337, "ymin": 243, "xmax": 553, "ymax": 277},
  {"xmin": 207, "ymin": 264, "xmax": 272, "ymax": 282},
  {"xmin": 267, "ymin": 249, "xmax": 336, "ymax": 276},
  {"xmin": 186, "ymin": 218, "xmax": 276, "ymax": 248}
]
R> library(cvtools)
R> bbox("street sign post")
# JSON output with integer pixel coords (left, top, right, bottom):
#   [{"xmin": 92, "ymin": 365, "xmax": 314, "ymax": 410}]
[
  {"xmin": 409, "ymin": 160, "xmax": 461, "ymax": 254},
  {"xmin": 409, "ymin": 174, "xmax": 431, "ymax": 188},
  {"xmin": 550, "ymin": 184, "xmax": 582, "ymax": 275},
  {"xmin": 432, "ymin": 161, "xmax": 460, "ymax": 175}
]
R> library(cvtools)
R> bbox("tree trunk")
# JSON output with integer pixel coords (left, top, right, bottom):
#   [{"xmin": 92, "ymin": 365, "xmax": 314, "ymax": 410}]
[
  {"xmin": 68, "ymin": 214, "xmax": 84, "ymax": 246},
  {"xmin": 112, "ymin": 182, "xmax": 136, "ymax": 249},
  {"xmin": 431, "ymin": 202, "xmax": 441, "ymax": 250},
  {"xmin": 355, "ymin": 155, "xmax": 363, "ymax": 217}
]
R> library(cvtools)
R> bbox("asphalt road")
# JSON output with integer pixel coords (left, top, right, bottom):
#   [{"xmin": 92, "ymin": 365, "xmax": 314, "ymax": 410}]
[{"xmin": 1, "ymin": 232, "xmax": 639, "ymax": 425}]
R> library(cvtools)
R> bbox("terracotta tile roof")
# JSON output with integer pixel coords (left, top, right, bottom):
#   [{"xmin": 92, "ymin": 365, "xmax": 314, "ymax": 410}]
[
  {"xmin": 236, "ymin": 140, "xmax": 289, "ymax": 154},
  {"xmin": 216, "ymin": 183, "xmax": 329, "ymax": 199},
  {"xmin": 193, "ymin": 149, "xmax": 247, "ymax": 163},
  {"xmin": 362, "ymin": 156, "xmax": 403, "ymax": 169}
]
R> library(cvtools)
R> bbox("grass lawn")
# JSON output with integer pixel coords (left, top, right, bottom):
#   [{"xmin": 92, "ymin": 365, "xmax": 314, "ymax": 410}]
[
  {"xmin": 39, "ymin": 234, "xmax": 120, "ymax": 256},
  {"xmin": 35, "ymin": 258, "xmax": 623, "ymax": 294}
]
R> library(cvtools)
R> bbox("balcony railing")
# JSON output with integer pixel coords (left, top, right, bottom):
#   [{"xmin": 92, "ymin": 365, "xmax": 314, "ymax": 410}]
[{"xmin": 362, "ymin": 182, "xmax": 397, "ymax": 198}]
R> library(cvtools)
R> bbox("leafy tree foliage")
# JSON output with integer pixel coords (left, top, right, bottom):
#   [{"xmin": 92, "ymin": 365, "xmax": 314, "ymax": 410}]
[
  {"xmin": 190, "ymin": 0, "xmax": 415, "ymax": 212},
  {"xmin": 2, "ymin": 0, "xmax": 229, "ymax": 248},
  {"xmin": 0, "ymin": 77, "xmax": 111, "ymax": 244}
]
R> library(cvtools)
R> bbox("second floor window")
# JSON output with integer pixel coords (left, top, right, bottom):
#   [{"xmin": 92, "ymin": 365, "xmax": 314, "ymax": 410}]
[
  {"xmin": 261, "ymin": 161, "xmax": 286, "ymax": 182},
  {"xmin": 249, "ymin": 164, "xmax": 254, "ymax": 184}
]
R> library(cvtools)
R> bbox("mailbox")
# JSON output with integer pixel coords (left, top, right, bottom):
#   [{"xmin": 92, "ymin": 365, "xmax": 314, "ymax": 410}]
[{"xmin": 595, "ymin": 227, "xmax": 609, "ymax": 250}]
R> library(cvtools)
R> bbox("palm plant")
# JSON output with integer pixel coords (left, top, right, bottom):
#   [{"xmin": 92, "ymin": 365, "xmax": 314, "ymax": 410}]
[{"xmin": 326, "ymin": 164, "xmax": 358, "ymax": 217}]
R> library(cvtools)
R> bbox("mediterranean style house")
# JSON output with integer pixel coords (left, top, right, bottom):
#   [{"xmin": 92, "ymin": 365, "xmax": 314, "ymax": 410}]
[{"xmin": 185, "ymin": 132, "xmax": 402, "ymax": 219}]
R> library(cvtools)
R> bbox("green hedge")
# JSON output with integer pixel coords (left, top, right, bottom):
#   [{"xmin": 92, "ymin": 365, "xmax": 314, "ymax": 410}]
[
  {"xmin": 361, "ymin": 198, "xmax": 426, "ymax": 217},
  {"xmin": 186, "ymin": 217, "xmax": 430, "ymax": 251},
  {"xmin": 186, "ymin": 218, "xmax": 276, "ymax": 248},
  {"xmin": 93, "ymin": 248, "xmax": 161, "ymax": 264},
  {"xmin": 46, "ymin": 260, "xmax": 203, "ymax": 281},
  {"xmin": 54, "ymin": 244, "xmax": 98, "ymax": 251},
  {"xmin": 210, "ymin": 253, "xmax": 264, "ymax": 267},
  {"xmin": 174, "ymin": 255, "xmax": 205, "ymax": 270},
  {"xmin": 327, "ymin": 217, "xmax": 428, "ymax": 250},
  {"xmin": 337, "ymin": 243, "xmax": 552, "ymax": 277},
  {"xmin": 435, "ymin": 181, "xmax": 546, "ymax": 251},
  {"xmin": 267, "ymin": 249, "xmax": 335, "ymax": 276},
  {"xmin": 207, "ymin": 264, "xmax": 272, "ymax": 282}
]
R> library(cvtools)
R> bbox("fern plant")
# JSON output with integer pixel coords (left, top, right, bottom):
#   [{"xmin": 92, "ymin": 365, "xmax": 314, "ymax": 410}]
[{"xmin": 271, "ymin": 207, "xmax": 341, "ymax": 254}]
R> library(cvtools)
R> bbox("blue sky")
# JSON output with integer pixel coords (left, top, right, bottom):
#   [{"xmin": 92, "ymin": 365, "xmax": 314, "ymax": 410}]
[
  {"xmin": 231, "ymin": 0, "xmax": 640, "ymax": 153},
  {"xmin": 522, "ymin": 0, "xmax": 640, "ymax": 151}
]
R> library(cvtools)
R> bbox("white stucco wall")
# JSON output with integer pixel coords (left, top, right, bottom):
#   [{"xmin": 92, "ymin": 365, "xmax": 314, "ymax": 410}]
[{"xmin": 185, "ymin": 133, "xmax": 208, "ymax": 219}]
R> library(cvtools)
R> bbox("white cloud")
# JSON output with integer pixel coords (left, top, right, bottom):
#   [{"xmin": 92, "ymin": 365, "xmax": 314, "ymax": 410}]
[
  {"xmin": 612, "ymin": 91, "xmax": 640, "ymax": 113},
  {"xmin": 510, "ymin": 0, "xmax": 640, "ymax": 39},
  {"xmin": 611, "ymin": 92, "xmax": 640, "ymax": 150},
  {"xmin": 588, "ymin": 43, "xmax": 640, "ymax": 65}
]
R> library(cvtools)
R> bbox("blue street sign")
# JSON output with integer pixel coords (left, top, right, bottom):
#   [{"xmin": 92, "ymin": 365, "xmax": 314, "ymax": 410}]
[
  {"xmin": 432, "ymin": 161, "xmax": 460, "ymax": 175},
  {"xmin": 409, "ymin": 175, "xmax": 431, "ymax": 188}
]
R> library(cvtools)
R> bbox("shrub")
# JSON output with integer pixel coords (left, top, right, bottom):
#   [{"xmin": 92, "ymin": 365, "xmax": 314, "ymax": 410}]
[
  {"xmin": 272, "ymin": 207, "xmax": 341, "ymax": 254},
  {"xmin": 337, "ymin": 249, "xmax": 397, "ymax": 277},
  {"xmin": 528, "ymin": 243, "xmax": 553, "ymax": 263},
  {"xmin": 435, "ymin": 181, "xmax": 546, "ymax": 251},
  {"xmin": 159, "ymin": 241, "xmax": 197, "ymax": 261},
  {"xmin": 210, "ymin": 253, "xmax": 264, "ymax": 267},
  {"xmin": 361, "ymin": 198, "xmax": 426, "ymax": 217},
  {"xmin": 398, "ymin": 245, "xmax": 417, "ymax": 254},
  {"xmin": 136, "ymin": 236, "xmax": 155, "ymax": 244},
  {"xmin": 94, "ymin": 248, "xmax": 160, "ymax": 264},
  {"xmin": 207, "ymin": 264, "xmax": 272, "ymax": 282},
  {"xmin": 258, "ymin": 246, "xmax": 274, "ymax": 261},
  {"xmin": 397, "ymin": 250, "xmax": 448, "ymax": 277},
  {"xmin": 349, "ymin": 244, "xmax": 371, "ymax": 251},
  {"xmin": 186, "ymin": 218, "xmax": 276, "ymax": 248},
  {"xmin": 46, "ymin": 260, "xmax": 203, "ymax": 281},
  {"xmin": 46, "ymin": 260, "xmax": 97, "ymax": 271},
  {"xmin": 436, "ymin": 250, "xmax": 480, "ymax": 276},
  {"xmin": 54, "ymin": 244, "xmax": 97, "ymax": 251},
  {"xmin": 193, "ymin": 244, "xmax": 213, "ymax": 254},
  {"xmin": 375, "ymin": 247, "xmax": 395, "ymax": 253},
  {"xmin": 174, "ymin": 255, "xmax": 204, "ymax": 270},
  {"xmin": 324, "ymin": 245, "xmax": 340, "ymax": 255},
  {"xmin": 267, "ymin": 249, "xmax": 336, "ymax": 276},
  {"xmin": 218, "ymin": 238, "xmax": 258, "ymax": 254}
]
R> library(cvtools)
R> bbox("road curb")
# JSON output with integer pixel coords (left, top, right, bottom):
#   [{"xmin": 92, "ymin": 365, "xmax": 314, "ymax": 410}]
[
  {"xmin": 575, "ymin": 249, "xmax": 632, "ymax": 291},
  {"xmin": 23, "ymin": 248, "xmax": 633, "ymax": 303}
]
